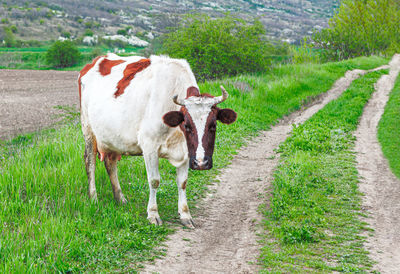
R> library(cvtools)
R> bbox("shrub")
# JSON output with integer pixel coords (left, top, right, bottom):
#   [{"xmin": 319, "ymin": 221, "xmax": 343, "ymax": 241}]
[
  {"xmin": 290, "ymin": 39, "xmax": 320, "ymax": 64},
  {"xmin": 117, "ymin": 29, "xmax": 127, "ymax": 36},
  {"xmin": 159, "ymin": 14, "xmax": 277, "ymax": 81},
  {"xmin": 84, "ymin": 29, "xmax": 93, "ymax": 37},
  {"xmin": 45, "ymin": 40, "xmax": 81, "ymax": 68},
  {"xmin": 2, "ymin": 27, "xmax": 16, "ymax": 47}
]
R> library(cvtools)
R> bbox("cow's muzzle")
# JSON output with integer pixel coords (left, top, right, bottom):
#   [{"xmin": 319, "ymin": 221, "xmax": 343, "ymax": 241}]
[{"xmin": 190, "ymin": 156, "xmax": 212, "ymax": 170}]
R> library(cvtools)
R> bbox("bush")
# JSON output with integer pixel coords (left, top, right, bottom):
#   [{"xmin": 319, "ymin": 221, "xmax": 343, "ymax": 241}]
[
  {"xmin": 159, "ymin": 14, "xmax": 277, "ymax": 81},
  {"xmin": 117, "ymin": 29, "xmax": 127, "ymax": 36},
  {"xmin": 45, "ymin": 40, "xmax": 81, "ymax": 68}
]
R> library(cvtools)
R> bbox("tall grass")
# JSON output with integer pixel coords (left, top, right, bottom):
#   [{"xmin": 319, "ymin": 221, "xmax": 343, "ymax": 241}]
[
  {"xmin": 378, "ymin": 75, "xmax": 400, "ymax": 179},
  {"xmin": 260, "ymin": 70, "xmax": 388, "ymax": 272},
  {"xmin": 0, "ymin": 56, "xmax": 388, "ymax": 272}
]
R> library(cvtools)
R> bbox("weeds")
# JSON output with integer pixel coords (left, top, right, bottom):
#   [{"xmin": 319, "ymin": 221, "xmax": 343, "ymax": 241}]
[{"xmin": 378, "ymin": 75, "xmax": 400, "ymax": 179}]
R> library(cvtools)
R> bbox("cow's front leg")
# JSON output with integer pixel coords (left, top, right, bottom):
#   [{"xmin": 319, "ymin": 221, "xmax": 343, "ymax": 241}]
[
  {"xmin": 144, "ymin": 152, "xmax": 162, "ymax": 225},
  {"xmin": 177, "ymin": 161, "xmax": 195, "ymax": 228}
]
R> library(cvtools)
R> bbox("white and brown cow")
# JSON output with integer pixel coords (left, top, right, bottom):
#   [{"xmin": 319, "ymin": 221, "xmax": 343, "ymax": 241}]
[{"xmin": 79, "ymin": 54, "xmax": 236, "ymax": 227}]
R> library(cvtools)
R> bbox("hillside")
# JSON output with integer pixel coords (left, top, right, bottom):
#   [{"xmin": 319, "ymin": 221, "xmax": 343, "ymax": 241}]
[{"xmin": 0, "ymin": 0, "xmax": 340, "ymax": 45}]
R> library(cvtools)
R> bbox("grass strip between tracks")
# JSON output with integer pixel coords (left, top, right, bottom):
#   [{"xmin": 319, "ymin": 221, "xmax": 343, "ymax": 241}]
[
  {"xmin": 260, "ymin": 69, "xmax": 388, "ymax": 272},
  {"xmin": 0, "ymin": 57, "xmax": 387, "ymax": 272},
  {"xmin": 378, "ymin": 76, "xmax": 400, "ymax": 179}
]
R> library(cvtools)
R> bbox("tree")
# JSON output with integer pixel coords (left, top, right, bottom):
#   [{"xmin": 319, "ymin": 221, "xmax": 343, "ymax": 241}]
[
  {"xmin": 159, "ymin": 14, "xmax": 279, "ymax": 81},
  {"xmin": 45, "ymin": 40, "xmax": 81, "ymax": 68},
  {"xmin": 313, "ymin": 0, "xmax": 400, "ymax": 60}
]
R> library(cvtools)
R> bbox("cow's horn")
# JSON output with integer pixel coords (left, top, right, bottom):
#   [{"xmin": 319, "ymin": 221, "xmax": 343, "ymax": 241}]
[
  {"xmin": 172, "ymin": 95, "xmax": 185, "ymax": 106},
  {"xmin": 215, "ymin": 85, "xmax": 229, "ymax": 104}
]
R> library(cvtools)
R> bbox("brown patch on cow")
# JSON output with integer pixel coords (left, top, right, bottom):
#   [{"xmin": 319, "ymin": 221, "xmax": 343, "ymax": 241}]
[
  {"xmin": 166, "ymin": 130, "xmax": 185, "ymax": 149},
  {"xmin": 78, "ymin": 56, "xmax": 104, "ymax": 101},
  {"xmin": 181, "ymin": 180, "xmax": 187, "ymax": 190},
  {"xmin": 99, "ymin": 58, "xmax": 125, "ymax": 76},
  {"xmin": 151, "ymin": 179, "xmax": 160, "ymax": 189},
  {"xmin": 202, "ymin": 108, "xmax": 218, "ymax": 157},
  {"xmin": 179, "ymin": 107, "xmax": 199, "ymax": 159},
  {"xmin": 182, "ymin": 204, "xmax": 189, "ymax": 213},
  {"xmin": 114, "ymin": 58, "xmax": 151, "ymax": 98},
  {"xmin": 186, "ymin": 86, "xmax": 200, "ymax": 98}
]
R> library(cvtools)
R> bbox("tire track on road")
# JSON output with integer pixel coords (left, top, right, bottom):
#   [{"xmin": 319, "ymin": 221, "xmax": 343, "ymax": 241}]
[{"xmin": 355, "ymin": 54, "xmax": 400, "ymax": 273}]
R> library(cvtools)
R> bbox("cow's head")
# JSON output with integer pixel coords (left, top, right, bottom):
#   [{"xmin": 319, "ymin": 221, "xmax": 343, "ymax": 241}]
[{"xmin": 163, "ymin": 86, "xmax": 237, "ymax": 170}]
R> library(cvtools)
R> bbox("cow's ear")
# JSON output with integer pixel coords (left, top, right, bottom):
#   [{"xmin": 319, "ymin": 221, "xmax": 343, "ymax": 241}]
[
  {"xmin": 217, "ymin": 108, "xmax": 237, "ymax": 124},
  {"xmin": 163, "ymin": 111, "xmax": 184, "ymax": 127}
]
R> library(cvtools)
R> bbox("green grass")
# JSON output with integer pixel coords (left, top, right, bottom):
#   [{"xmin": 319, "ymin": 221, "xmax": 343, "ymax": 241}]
[
  {"xmin": 0, "ymin": 56, "xmax": 388, "ymax": 272},
  {"xmin": 378, "ymin": 75, "xmax": 400, "ymax": 179},
  {"xmin": 260, "ymin": 69, "xmax": 389, "ymax": 272}
]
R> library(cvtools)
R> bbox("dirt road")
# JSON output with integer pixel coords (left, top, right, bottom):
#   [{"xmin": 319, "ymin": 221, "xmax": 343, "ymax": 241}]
[
  {"xmin": 143, "ymin": 67, "xmax": 388, "ymax": 273},
  {"xmin": 0, "ymin": 69, "xmax": 79, "ymax": 140},
  {"xmin": 355, "ymin": 54, "xmax": 400, "ymax": 273}
]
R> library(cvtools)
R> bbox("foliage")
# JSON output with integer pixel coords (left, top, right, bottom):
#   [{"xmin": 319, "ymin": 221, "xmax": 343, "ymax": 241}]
[
  {"xmin": 0, "ymin": 56, "xmax": 387, "ymax": 272},
  {"xmin": 84, "ymin": 29, "xmax": 93, "ymax": 37},
  {"xmin": 159, "ymin": 14, "xmax": 283, "ymax": 81},
  {"xmin": 45, "ymin": 40, "xmax": 81, "ymax": 68},
  {"xmin": 313, "ymin": 0, "xmax": 400, "ymax": 60},
  {"xmin": 261, "ymin": 70, "xmax": 387, "ymax": 272},
  {"xmin": 290, "ymin": 38, "xmax": 320, "ymax": 64},
  {"xmin": 2, "ymin": 26, "xmax": 16, "ymax": 47},
  {"xmin": 378, "ymin": 75, "xmax": 400, "ymax": 179},
  {"xmin": 117, "ymin": 28, "xmax": 127, "ymax": 36}
]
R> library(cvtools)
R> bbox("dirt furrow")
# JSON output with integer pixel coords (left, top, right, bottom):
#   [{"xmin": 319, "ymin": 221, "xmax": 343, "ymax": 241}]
[
  {"xmin": 0, "ymin": 70, "xmax": 79, "ymax": 140},
  {"xmin": 142, "ymin": 67, "xmax": 387, "ymax": 273},
  {"xmin": 355, "ymin": 54, "xmax": 400, "ymax": 273}
]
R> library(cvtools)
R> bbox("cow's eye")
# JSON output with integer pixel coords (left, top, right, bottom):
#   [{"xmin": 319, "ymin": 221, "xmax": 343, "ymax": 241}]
[
  {"xmin": 184, "ymin": 124, "xmax": 191, "ymax": 132},
  {"xmin": 209, "ymin": 124, "xmax": 216, "ymax": 131}
]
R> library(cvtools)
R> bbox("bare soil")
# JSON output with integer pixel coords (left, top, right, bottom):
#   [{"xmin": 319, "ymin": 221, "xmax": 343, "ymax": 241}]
[
  {"xmin": 0, "ymin": 69, "xmax": 79, "ymax": 141},
  {"xmin": 355, "ymin": 54, "xmax": 400, "ymax": 273},
  {"xmin": 142, "ymin": 67, "xmax": 387, "ymax": 273}
]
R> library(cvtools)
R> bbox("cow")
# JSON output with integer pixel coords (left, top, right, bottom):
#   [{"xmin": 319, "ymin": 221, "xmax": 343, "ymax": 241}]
[{"xmin": 79, "ymin": 54, "xmax": 237, "ymax": 227}]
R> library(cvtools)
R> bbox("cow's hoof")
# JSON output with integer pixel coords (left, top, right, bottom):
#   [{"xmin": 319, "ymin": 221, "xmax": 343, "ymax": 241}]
[
  {"xmin": 117, "ymin": 196, "xmax": 127, "ymax": 205},
  {"xmin": 148, "ymin": 216, "xmax": 163, "ymax": 226},
  {"xmin": 89, "ymin": 194, "xmax": 98, "ymax": 203},
  {"xmin": 181, "ymin": 218, "xmax": 195, "ymax": 229}
]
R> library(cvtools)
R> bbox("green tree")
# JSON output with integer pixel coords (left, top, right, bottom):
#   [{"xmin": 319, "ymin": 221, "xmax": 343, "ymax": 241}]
[
  {"xmin": 45, "ymin": 40, "xmax": 81, "ymax": 68},
  {"xmin": 313, "ymin": 0, "xmax": 400, "ymax": 60},
  {"xmin": 159, "ymin": 14, "xmax": 277, "ymax": 81}
]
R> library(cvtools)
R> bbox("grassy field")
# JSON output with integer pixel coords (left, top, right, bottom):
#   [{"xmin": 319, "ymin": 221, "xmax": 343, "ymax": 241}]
[
  {"xmin": 0, "ymin": 46, "xmax": 141, "ymax": 70},
  {"xmin": 260, "ymin": 70, "xmax": 388, "ymax": 272},
  {"xmin": 378, "ymin": 76, "xmax": 400, "ymax": 179},
  {"xmin": 0, "ymin": 56, "xmax": 388, "ymax": 272}
]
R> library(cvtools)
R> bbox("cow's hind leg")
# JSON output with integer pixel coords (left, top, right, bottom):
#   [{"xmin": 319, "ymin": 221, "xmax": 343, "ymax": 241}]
[
  {"xmin": 83, "ymin": 131, "xmax": 98, "ymax": 201},
  {"xmin": 104, "ymin": 154, "xmax": 127, "ymax": 204},
  {"xmin": 176, "ymin": 161, "xmax": 194, "ymax": 228},
  {"xmin": 143, "ymin": 151, "xmax": 162, "ymax": 225}
]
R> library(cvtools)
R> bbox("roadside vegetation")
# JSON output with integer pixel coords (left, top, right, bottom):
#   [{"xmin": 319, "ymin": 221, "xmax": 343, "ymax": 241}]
[
  {"xmin": 260, "ymin": 69, "xmax": 388, "ymax": 272},
  {"xmin": 313, "ymin": 0, "xmax": 400, "ymax": 60},
  {"xmin": 0, "ymin": 56, "xmax": 387, "ymax": 272},
  {"xmin": 158, "ymin": 14, "xmax": 289, "ymax": 81},
  {"xmin": 378, "ymin": 76, "xmax": 400, "ymax": 179}
]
